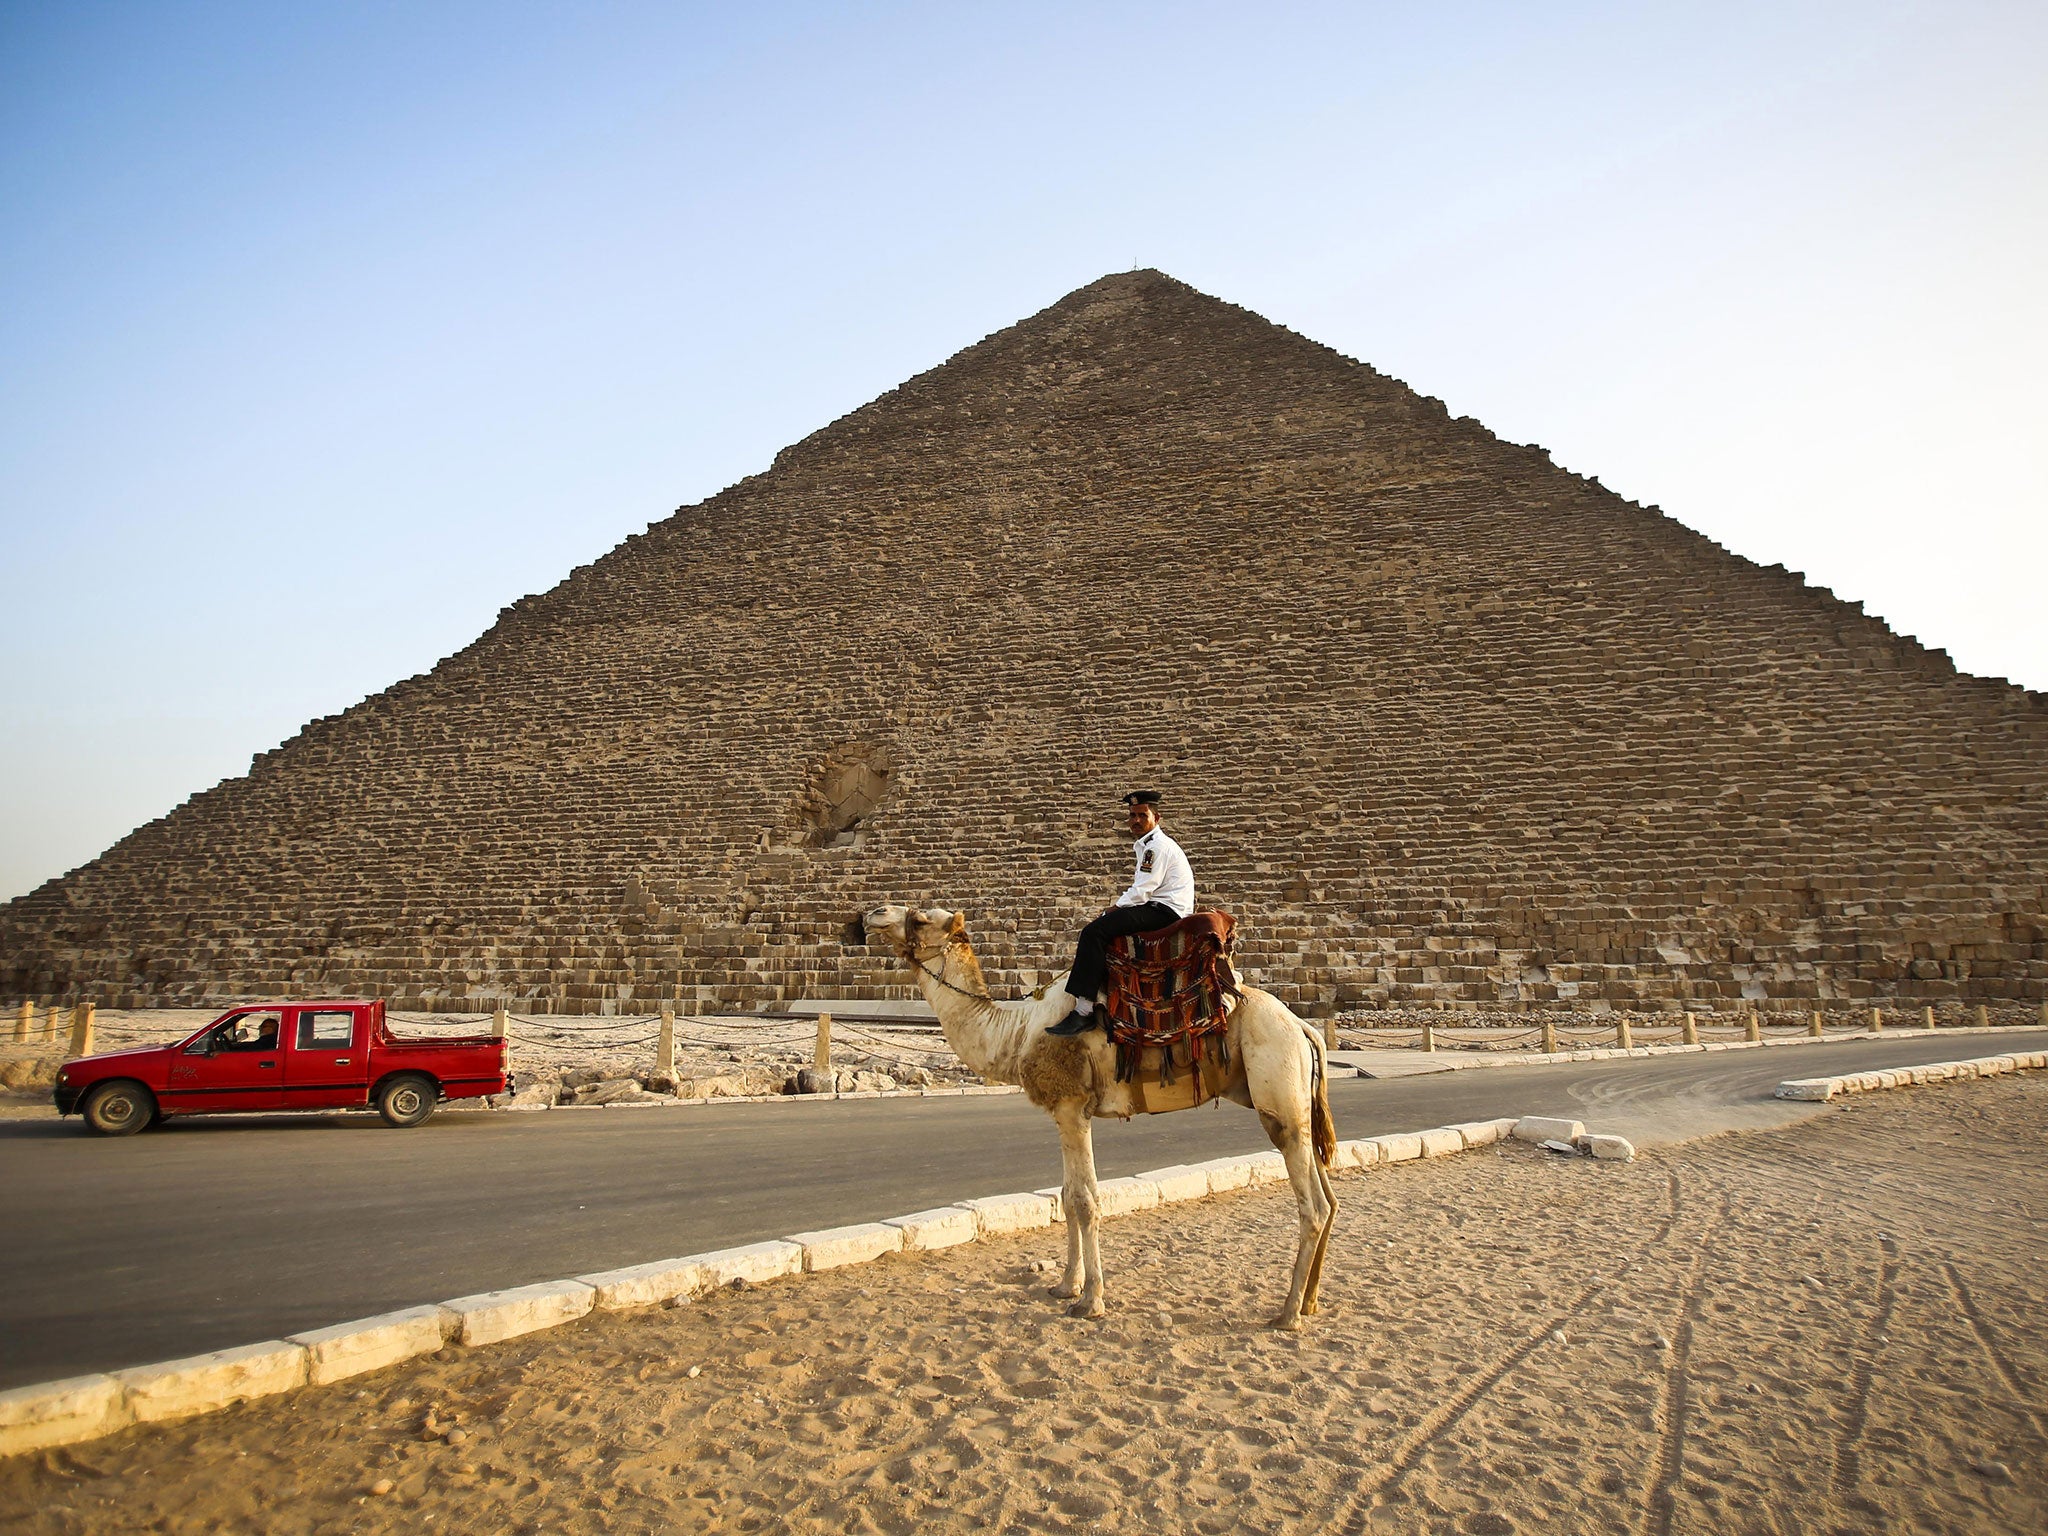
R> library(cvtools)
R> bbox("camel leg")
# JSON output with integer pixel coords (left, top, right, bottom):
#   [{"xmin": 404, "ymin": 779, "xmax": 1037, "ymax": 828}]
[
  {"xmin": 1301, "ymin": 1161, "xmax": 1339, "ymax": 1314},
  {"xmin": 1051, "ymin": 1097, "xmax": 1105, "ymax": 1317},
  {"xmin": 1256, "ymin": 1109, "xmax": 1334, "ymax": 1329}
]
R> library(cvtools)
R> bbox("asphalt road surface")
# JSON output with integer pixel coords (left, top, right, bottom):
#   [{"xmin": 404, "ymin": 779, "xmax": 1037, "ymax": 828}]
[{"xmin": 2, "ymin": 1030, "xmax": 2035, "ymax": 1390}]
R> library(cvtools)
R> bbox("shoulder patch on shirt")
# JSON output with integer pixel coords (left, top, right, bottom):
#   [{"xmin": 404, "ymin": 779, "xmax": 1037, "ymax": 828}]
[{"xmin": 1140, "ymin": 850, "xmax": 1155, "ymax": 872}]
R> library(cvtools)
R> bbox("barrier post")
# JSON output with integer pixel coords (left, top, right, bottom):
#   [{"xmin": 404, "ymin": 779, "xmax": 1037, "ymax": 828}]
[
  {"xmin": 1682, "ymin": 1012, "xmax": 1697, "ymax": 1046},
  {"xmin": 491, "ymin": 1005, "xmax": 508, "ymax": 1040},
  {"xmin": 43, "ymin": 1003, "xmax": 61, "ymax": 1043},
  {"xmin": 1870, "ymin": 1007, "xmax": 1882, "ymax": 1033},
  {"xmin": 1616, "ymin": 1017, "xmax": 1632, "ymax": 1051},
  {"xmin": 1420, "ymin": 1017, "xmax": 1434, "ymax": 1053},
  {"xmin": 1744, "ymin": 1010, "xmax": 1761, "ymax": 1043},
  {"xmin": 1808, "ymin": 1010, "xmax": 1823, "ymax": 1038},
  {"xmin": 67, "ymin": 1003, "xmax": 94, "ymax": 1059},
  {"xmin": 1976, "ymin": 1004, "xmax": 1989, "ymax": 1030},
  {"xmin": 658, "ymin": 1008, "xmax": 677, "ymax": 1079},
  {"xmin": 815, "ymin": 1012, "xmax": 832, "ymax": 1074},
  {"xmin": 13, "ymin": 1002, "xmax": 27, "ymax": 1044},
  {"xmin": 1924, "ymin": 1005, "xmax": 1936, "ymax": 1030},
  {"xmin": 1541, "ymin": 1017, "xmax": 1557, "ymax": 1054}
]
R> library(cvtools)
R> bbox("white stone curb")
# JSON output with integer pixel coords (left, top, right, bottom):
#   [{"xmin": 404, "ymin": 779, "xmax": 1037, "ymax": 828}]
[
  {"xmin": 1340, "ymin": 1022, "xmax": 2048, "ymax": 1075},
  {"xmin": 1775, "ymin": 1050, "xmax": 2048, "ymax": 1102},
  {"xmin": 0, "ymin": 1106, "xmax": 1648, "ymax": 1459}
]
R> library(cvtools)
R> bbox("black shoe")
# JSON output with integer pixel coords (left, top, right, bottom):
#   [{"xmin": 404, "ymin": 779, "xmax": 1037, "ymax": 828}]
[{"xmin": 1045, "ymin": 1009, "xmax": 1097, "ymax": 1037}]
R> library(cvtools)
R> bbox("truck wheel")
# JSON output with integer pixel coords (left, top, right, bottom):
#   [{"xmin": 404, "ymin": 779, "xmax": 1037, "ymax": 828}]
[
  {"xmin": 377, "ymin": 1074, "xmax": 437, "ymax": 1128},
  {"xmin": 83, "ymin": 1080, "xmax": 155, "ymax": 1137}
]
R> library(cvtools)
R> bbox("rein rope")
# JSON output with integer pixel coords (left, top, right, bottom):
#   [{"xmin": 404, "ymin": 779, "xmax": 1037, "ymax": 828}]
[{"xmin": 909, "ymin": 939, "xmax": 999, "ymax": 1008}]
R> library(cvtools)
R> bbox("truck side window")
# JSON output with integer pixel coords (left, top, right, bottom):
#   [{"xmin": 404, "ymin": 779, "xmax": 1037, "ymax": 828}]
[
  {"xmin": 297, "ymin": 1010, "xmax": 355, "ymax": 1050},
  {"xmin": 217, "ymin": 1011, "xmax": 284, "ymax": 1052}
]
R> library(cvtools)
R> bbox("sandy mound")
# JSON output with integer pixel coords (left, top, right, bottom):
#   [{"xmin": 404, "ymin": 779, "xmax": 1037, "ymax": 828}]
[{"xmin": 3, "ymin": 1078, "xmax": 2043, "ymax": 1534}]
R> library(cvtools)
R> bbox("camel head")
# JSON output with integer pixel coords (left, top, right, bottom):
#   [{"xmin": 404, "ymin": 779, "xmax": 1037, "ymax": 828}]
[{"xmin": 862, "ymin": 903, "xmax": 966, "ymax": 963}]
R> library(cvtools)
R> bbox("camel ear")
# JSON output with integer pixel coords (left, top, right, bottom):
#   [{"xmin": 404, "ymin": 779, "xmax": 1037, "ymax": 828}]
[{"xmin": 946, "ymin": 911, "xmax": 966, "ymax": 936}]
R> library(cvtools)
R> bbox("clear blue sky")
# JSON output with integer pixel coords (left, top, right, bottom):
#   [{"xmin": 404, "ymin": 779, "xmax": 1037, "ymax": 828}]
[{"xmin": 4, "ymin": 1, "xmax": 2044, "ymax": 900}]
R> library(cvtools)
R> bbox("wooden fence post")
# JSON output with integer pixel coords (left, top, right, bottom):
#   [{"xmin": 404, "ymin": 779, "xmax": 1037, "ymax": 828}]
[
  {"xmin": 1924, "ymin": 1005, "xmax": 1937, "ymax": 1030},
  {"xmin": 658, "ymin": 1008, "xmax": 677, "ymax": 1079},
  {"xmin": 1616, "ymin": 1016, "xmax": 1633, "ymax": 1051},
  {"xmin": 1682, "ymin": 1012, "xmax": 1697, "ymax": 1046},
  {"xmin": 1744, "ymin": 1009, "xmax": 1761, "ymax": 1043},
  {"xmin": 815, "ymin": 1012, "xmax": 832, "ymax": 1074},
  {"xmin": 1541, "ymin": 1017, "xmax": 1557, "ymax": 1054}
]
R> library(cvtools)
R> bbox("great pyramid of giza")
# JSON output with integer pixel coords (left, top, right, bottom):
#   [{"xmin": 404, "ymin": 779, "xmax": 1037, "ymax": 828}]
[{"xmin": 6, "ymin": 270, "xmax": 2044, "ymax": 1016}]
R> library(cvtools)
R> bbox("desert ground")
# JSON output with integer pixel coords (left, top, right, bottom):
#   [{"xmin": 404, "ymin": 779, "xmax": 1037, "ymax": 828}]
[{"xmin": 2, "ymin": 1071, "xmax": 2042, "ymax": 1534}]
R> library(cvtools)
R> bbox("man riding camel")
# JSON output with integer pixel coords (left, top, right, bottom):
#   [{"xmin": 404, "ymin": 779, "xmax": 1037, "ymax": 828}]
[{"xmin": 1046, "ymin": 790, "xmax": 1195, "ymax": 1036}]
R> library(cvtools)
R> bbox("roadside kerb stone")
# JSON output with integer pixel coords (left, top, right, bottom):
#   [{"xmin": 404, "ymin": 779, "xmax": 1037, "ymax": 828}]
[
  {"xmin": 959, "ymin": 1192, "xmax": 1056, "ymax": 1235},
  {"xmin": 1585, "ymin": 1134, "xmax": 1636, "ymax": 1162},
  {"xmin": 0, "ymin": 1375, "xmax": 130, "ymax": 1457},
  {"xmin": 440, "ymin": 1280, "xmax": 596, "ymax": 1347},
  {"xmin": 288, "ymin": 1306, "xmax": 454, "ymax": 1383},
  {"xmin": 1093, "ymin": 1176, "xmax": 1164, "ymax": 1218},
  {"xmin": 114, "ymin": 1341, "xmax": 307, "ymax": 1424},
  {"xmin": 576, "ymin": 1259, "xmax": 708, "ymax": 1313},
  {"xmin": 1369, "ymin": 1132, "xmax": 1424, "ymax": 1164},
  {"xmin": 883, "ymin": 1206, "xmax": 980, "ymax": 1251},
  {"xmin": 1514, "ymin": 1115, "xmax": 1586, "ymax": 1143},
  {"xmin": 691, "ymin": 1240, "xmax": 805, "ymax": 1290},
  {"xmin": 789, "ymin": 1222, "xmax": 903, "ymax": 1272},
  {"xmin": 1192, "ymin": 1155, "xmax": 1257, "ymax": 1193},
  {"xmin": 1136, "ymin": 1165, "xmax": 1213, "ymax": 1204},
  {"xmin": 1775, "ymin": 1051, "xmax": 2046, "ymax": 1105},
  {"xmin": 1418, "ymin": 1128, "xmax": 1465, "ymax": 1158},
  {"xmin": 1333, "ymin": 1139, "xmax": 1383, "ymax": 1170}
]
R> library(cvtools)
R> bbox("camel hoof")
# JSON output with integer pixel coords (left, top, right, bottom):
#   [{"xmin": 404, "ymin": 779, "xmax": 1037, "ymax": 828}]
[
  {"xmin": 1048, "ymin": 1283, "xmax": 1079, "ymax": 1300},
  {"xmin": 1302, "ymin": 1299, "xmax": 1321, "ymax": 1316},
  {"xmin": 1068, "ymin": 1299, "xmax": 1106, "ymax": 1320},
  {"xmin": 1268, "ymin": 1312, "xmax": 1304, "ymax": 1332}
]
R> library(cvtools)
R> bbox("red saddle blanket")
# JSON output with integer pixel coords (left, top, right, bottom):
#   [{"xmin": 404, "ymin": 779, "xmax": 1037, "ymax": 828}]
[{"xmin": 1103, "ymin": 911, "xmax": 1241, "ymax": 1087}]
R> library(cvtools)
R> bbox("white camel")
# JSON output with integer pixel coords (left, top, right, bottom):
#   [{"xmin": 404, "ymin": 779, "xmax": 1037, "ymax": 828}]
[{"xmin": 862, "ymin": 904, "xmax": 1338, "ymax": 1328}]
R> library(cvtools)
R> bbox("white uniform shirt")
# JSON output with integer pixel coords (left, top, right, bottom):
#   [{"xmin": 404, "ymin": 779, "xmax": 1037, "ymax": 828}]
[{"xmin": 1116, "ymin": 827, "xmax": 1195, "ymax": 918}]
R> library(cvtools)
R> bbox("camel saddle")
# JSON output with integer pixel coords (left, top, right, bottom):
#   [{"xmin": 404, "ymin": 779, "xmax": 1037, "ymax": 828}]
[{"xmin": 1103, "ymin": 911, "xmax": 1241, "ymax": 1105}]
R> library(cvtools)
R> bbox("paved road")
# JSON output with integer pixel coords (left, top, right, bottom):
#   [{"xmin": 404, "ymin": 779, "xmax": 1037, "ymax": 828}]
[{"xmin": 1, "ymin": 1030, "xmax": 2033, "ymax": 1390}]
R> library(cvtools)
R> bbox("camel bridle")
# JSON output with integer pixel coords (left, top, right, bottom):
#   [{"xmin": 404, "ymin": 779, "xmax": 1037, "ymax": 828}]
[{"xmin": 906, "ymin": 934, "xmax": 997, "ymax": 1006}]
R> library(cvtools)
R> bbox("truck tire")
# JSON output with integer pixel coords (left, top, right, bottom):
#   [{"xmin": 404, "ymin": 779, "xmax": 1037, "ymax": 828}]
[
  {"xmin": 377, "ymin": 1073, "xmax": 438, "ymax": 1128},
  {"xmin": 83, "ymin": 1080, "xmax": 155, "ymax": 1137}
]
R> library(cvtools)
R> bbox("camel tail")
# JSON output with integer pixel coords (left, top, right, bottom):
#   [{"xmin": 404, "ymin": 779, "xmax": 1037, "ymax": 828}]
[{"xmin": 1306, "ymin": 1022, "xmax": 1337, "ymax": 1169}]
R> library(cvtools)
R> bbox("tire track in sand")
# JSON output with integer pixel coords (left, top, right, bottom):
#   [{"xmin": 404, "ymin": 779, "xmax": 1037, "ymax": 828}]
[
  {"xmin": 1830, "ymin": 1234, "xmax": 1901, "ymax": 1496},
  {"xmin": 1943, "ymin": 1259, "xmax": 2046, "ymax": 1439},
  {"xmin": 1638, "ymin": 1182, "xmax": 1731, "ymax": 1536}
]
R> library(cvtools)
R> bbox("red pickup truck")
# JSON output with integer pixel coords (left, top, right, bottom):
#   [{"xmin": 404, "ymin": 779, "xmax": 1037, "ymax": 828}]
[{"xmin": 52, "ymin": 1000, "xmax": 511, "ymax": 1136}]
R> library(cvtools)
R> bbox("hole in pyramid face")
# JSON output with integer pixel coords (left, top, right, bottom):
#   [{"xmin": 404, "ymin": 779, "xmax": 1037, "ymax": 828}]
[{"xmin": 803, "ymin": 745, "xmax": 895, "ymax": 849}]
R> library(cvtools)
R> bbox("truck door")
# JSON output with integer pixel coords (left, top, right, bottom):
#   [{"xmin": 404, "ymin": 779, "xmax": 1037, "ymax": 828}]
[
  {"xmin": 284, "ymin": 1006, "xmax": 370, "ymax": 1109},
  {"xmin": 163, "ymin": 1009, "xmax": 290, "ymax": 1113}
]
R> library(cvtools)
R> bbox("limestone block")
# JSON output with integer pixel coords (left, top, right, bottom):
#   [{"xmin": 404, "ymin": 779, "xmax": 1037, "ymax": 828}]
[
  {"xmin": 1136, "ymin": 1165, "xmax": 1212, "ymax": 1204},
  {"xmin": 1775, "ymin": 1078, "xmax": 1838, "ymax": 1100},
  {"xmin": 1094, "ymin": 1176, "xmax": 1163, "ymax": 1217},
  {"xmin": 1370, "ymin": 1132, "xmax": 1424, "ymax": 1164},
  {"xmin": 0, "ymin": 1374, "xmax": 130, "ymax": 1457},
  {"xmin": 1586, "ymin": 1134, "xmax": 1636, "ymax": 1162},
  {"xmin": 1978, "ymin": 1056, "xmax": 2014, "ymax": 1076},
  {"xmin": 691, "ymin": 1240, "xmax": 805, "ymax": 1288},
  {"xmin": 1952, "ymin": 1063, "xmax": 1979, "ymax": 1081},
  {"xmin": 1419, "ymin": 1127, "xmax": 1465, "ymax": 1158},
  {"xmin": 1445, "ymin": 1119, "xmax": 1506, "ymax": 1149},
  {"xmin": 1193, "ymin": 1155, "xmax": 1257, "ymax": 1193},
  {"xmin": 1330, "ymin": 1139, "xmax": 1378, "ymax": 1171},
  {"xmin": 789, "ymin": 1222, "xmax": 903, "ymax": 1272},
  {"xmin": 440, "ymin": 1280, "xmax": 596, "ymax": 1346},
  {"xmin": 959, "ymin": 1193, "xmax": 1056, "ymax": 1235},
  {"xmin": 1917, "ymin": 1064, "xmax": 1955, "ymax": 1083},
  {"xmin": 1514, "ymin": 1115, "xmax": 1586, "ymax": 1143},
  {"xmin": 1240, "ymin": 1151, "xmax": 1291, "ymax": 1186},
  {"xmin": 289, "ymin": 1306, "xmax": 455, "ymax": 1382},
  {"xmin": 115, "ymin": 1341, "xmax": 307, "ymax": 1424},
  {"xmin": 1033, "ymin": 1187, "xmax": 1065, "ymax": 1222},
  {"xmin": 883, "ymin": 1206, "xmax": 980, "ymax": 1251},
  {"xmin": 576, "ymin": 1258, "xmax": 708, "ymax": 1311}
]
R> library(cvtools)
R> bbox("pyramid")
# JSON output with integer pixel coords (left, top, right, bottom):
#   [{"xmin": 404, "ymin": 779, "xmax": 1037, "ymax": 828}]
[{"xmin": 6, "ymin": 270, "xmax": 2044, "ymax": 1016}]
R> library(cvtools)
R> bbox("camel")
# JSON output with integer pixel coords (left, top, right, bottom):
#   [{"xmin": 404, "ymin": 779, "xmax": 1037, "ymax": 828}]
[{"xmin": 862, "ymin": 904, "xmax": 1338, "ymax": 1329}]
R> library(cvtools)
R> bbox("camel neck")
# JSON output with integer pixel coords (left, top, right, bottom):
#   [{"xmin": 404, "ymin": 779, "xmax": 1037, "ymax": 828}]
[{"xmin": 911, "ymin": 939, "xmax": 1026, "ymax": 1085}]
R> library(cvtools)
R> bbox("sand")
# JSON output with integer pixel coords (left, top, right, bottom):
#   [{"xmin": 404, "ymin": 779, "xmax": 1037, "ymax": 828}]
[{"xmin": 3, "ymin": 1076, "xmax": 2044, "ymax": 1534}]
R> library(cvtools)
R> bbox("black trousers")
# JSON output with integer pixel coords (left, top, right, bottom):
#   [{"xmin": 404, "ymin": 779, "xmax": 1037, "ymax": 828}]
[{"xmin": 1065, "ymin": 901, "xmax": 1181, "ymax": 1004}]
